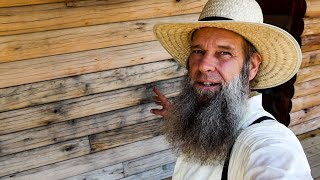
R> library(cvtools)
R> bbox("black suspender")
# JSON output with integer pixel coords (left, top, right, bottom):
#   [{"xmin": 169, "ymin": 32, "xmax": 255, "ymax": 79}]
[{"xmin": 221, "ymin": 116, "xmax": 274, "ymax": 180}]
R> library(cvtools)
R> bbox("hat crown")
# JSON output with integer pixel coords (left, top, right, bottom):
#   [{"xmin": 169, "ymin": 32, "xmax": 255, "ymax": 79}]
[{"xmin": 199, "ymin": 0, "xmax": 263, "ymax": 23}]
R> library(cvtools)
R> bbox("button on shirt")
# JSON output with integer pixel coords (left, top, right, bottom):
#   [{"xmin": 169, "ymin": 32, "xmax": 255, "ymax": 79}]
[{"xmin": 172, "ymin": 93, "xmax": 313, "ymax": 180}]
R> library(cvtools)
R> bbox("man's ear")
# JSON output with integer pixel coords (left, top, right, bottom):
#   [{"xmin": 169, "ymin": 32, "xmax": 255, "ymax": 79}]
[{"xmin": 249, "ymin": 53, "xmax": 262, "ymax": 81}]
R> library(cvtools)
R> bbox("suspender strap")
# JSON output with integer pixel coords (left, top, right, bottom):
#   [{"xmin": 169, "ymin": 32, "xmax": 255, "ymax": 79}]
[{"xmin": 221, "ymin": 116, "xmax": 274, "ymax": 180}]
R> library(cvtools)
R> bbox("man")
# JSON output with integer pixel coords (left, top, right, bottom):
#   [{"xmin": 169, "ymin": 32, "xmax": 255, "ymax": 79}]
[{"xmin": 150, "ymin": 0, "xmax": 313, "ymax": 179}]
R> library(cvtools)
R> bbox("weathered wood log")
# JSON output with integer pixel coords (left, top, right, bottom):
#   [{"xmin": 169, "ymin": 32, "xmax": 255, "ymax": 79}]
[
  {"xmin": 301, "ymin": 49, "xmax": 320, "ymax": 68},
  {"xmin": 0, "ymin": 77, "xmax": 182, "ymax": 135},
  {"xmin": 303, "ymin": 17, "xmax": 320, "ymax": 36},
  {"xmin": 0, "ymin": 60, "xmax": 185, "ymax": 112},
  {"xmin": 121, "ymin": 163, "xmax": 175, "ymax": 180},
  {"xmin": 0, "ymin": 14, "xmax": 198, "ymax": 63},
  {"xmin": 0, "ymin": 41, "xmax": 171, "ymax": 89},
  {"xmin": 292, "ymin": 90, "xmax": 320, "ymax": 112},
  {"xmin": 290, "ymin": 104, "xmax": 320, "ymax": 126},
  {"xmin": 294, "ymin": 78, "xmax": 320, "ymax": 99},
  {"xmin": 64, "ymin": 163, "xmax": 125, "ymax": 180},
  {"xmin": 290, "ymin": 116, "xmax": 320, "ymax": 135},
  {"xmin": 296, "ymin": 64, "xmax": 320, "ymax": 83},
  {"xmin": 0, "ymin": 0, "xmax": 205, "ymax": 36},
  {"xmin": 302, "ymin": 33, "xmax": 320, "ymax": 52},
  {"xmin": 90, "ymin": 119, "xmax": 163, "ymax": 152},
  {"xmin": 0, "ymin": 0, "xmax": 63, "ymax": 7},
  {"xmin": 0, "ymin": 102, "xmax": 161, "ymax": 157},
  {"xmin": 0, "ymin": 137, "xmax": 90, "ymax": 177},
  {"xmin": 305, "ymin": 0, "xmax": 320, "ymax": 18},
  {"xmin": 123, "ymin": 149, "xmax": 177, "ymax": 177},
  {"xmin": 2, "ymin": 136, "xmax": 169, "ymax": 180}
]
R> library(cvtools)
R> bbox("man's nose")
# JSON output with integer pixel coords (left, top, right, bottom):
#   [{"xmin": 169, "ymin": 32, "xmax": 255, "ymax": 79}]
[{"xmin": 198, "ymin": 53, "xmax": 216, "ymax": 73}]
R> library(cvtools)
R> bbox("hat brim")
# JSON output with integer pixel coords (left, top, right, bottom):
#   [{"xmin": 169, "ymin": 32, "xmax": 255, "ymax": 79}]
[{"xmin": 153, "ymin": 21, "xmax": 302, "ymax": 89}]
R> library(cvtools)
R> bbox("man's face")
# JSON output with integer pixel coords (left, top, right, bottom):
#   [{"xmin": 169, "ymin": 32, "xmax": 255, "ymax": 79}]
[{"xmin": 188, "ymin": 27, "xmax": 247, "ymax": 96}]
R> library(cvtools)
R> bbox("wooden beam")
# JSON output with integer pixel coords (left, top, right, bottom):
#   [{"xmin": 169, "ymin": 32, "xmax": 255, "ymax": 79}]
[
  {"xmin": 292, "ymin": 90, "xmax": 320, "ymax": 112},
  {"xmin": 0, "ymin": 0, "xmax": 64, "ymax": 7},
  {"xmin": 123, "ymin": 149, "xmax": 177, "ymax": 177},
  {"xmin": 305, "ymin": 0, "xmax": 320, "ymax": 17},
  {"xmin": 301, "ymin": 49, "xmax": 320, "ymax": 68},
  {"xmin": 0, "ymin": 0, "xmax": 205, "ymax": 36},
  {"xmin": 0, "ymin": 137, "xmax": 90, "ymax": 177},
  {"xmin": 3, "ymin": 136, "xmax": 169, "ymax": 180},
  {"xmin": 0, "ymin": 60, "xmax": 185, "ymax": 112},
  {"xmin": 294, "ymin": 78, "xmax": 320, "ymax": 99},
  {"xmin": 0, "ymin": 14, "xmax": 198, "ymax": 63},
  {"xmin": 290, "ymin": 104, "xmax": 320, "ymax": 126},
  {"xmin": 296, "ymin": 64, "xmax": 320, "ymax": 83},
  {"xmin": 0, "ymin": 41, "xmax": 171, "ymax": 89},
  {"xmin": 64, "ymin": 163, "xmax": 124, "ymax": 180},
  {"xmin": 0, "ymin": 102, "xmax": 160, "ymax": 156},
  {"xmin": 90, "ymin": 119, "xmax": 163, "ymax": 152},
  {"xmin": 0, "ymin": 77, "xmax": 182, "ymax": 135},
  {"xmin": 302, "ymin": 34, "xmax": 320, "ymax": 52},
  {"xmin": 121, "ymin": 163, "xmax": 175, "ymax": 180},
  {"xmin": 290, "ymin": 116, "xmax": 320, "ymax": 135},
  {"xmin": 303, "ymin": 17, "xmax": 320, "ymax": 36}
]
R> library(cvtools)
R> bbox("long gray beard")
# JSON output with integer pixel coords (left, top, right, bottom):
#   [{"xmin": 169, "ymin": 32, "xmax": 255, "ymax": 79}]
[{"xmin": 164, "ymin": 72, "xmax": 250, "ymax": 165}]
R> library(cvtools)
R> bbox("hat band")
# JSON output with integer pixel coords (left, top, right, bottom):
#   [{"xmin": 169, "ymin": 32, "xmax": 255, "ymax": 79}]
[{"xmin": 199, "ymin": 16, "xmax": 233, "ymax": 21}]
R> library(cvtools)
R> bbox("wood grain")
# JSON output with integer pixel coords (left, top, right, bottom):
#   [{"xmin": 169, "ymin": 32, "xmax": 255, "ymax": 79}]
[
  {"xmin": 0, "ymin": 0, "xmax": 64, "ymax": 7},
  {"xmin": 0, "ymin": 60, "xmax": 185, "ymax": 112},
  {"xmin": 0, "ymin": 41, "xmax": 172, "ymax": 88},
  {"xmin": 0, "ymin": 137, "xmax": 90, "ymax": 177},
  {"xmin": 292, "ymin": 90, "xmax": 320, "ymax": 112},
  {"xmin": 290, "ymin": 104, "xmax": 320, "ymax": 126},
  {"xmin": 294, "ymin": 78, "xmax": 320, "ymax": 99},
  {"xmin": 0, "ymin": 102, "xmax": 160, "ymax": 156},
  {"xmin": 301, "ymin": 49, "xmax": 320, "ymax": 68},
  {"xmin": 302, "ymin": 34, "xmax": 320, "ymax": 53},
  {"xmin": 290, "ymin": 116, "xmax": 320, "ymax": 135},
  {"xmin": 0, "ymin": 77, "xmax": 182, "ymax": 135},
  {"xmin": 90, "ymin": 119, "xmax": 163, "ymax": 152},
  {"xmin": 306, "ymin": 0, "xmax": 320, "ymax": 18},
  {"xmin": 64, "ymin": 163, "xmax": 124, "ymax": 180},
  {"xmin": 296, "ymin": 64, "xmax": 320, "ymax": 84},
  {"xmin": 121, "ymin": 163, "xmax": 175, "ymax": 180},
  {"xmin": 123, "ymin": 149, "xmax": 177, "ymax": 176},
  {"xmin": 0, "ymin": 0, "xmax": 206, "ymax": 36},
  {"xmin": 2, "ymin": 136, "xmax": 169, "ymax": 180},
  {"xmin": 303, "ymin": 17, "xmax": 320, "ymax": 36},
  {"xmin": 0, "ymin": 14, "xmax": 198, "ymax": 63}
]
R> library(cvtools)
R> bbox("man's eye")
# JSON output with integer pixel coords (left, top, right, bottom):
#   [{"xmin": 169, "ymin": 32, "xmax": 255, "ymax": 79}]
[
  {"xmin": 192, "ymin": 50, "xmax": 204, "ymax": 55},
  {"xmin": 219, "ymin": 51, "xmax": 232, "ymax": 56}
]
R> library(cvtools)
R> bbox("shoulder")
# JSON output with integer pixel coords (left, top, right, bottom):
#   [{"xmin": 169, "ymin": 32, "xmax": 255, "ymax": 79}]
[{"xmin": 229, "ymin": 120, "xmax": 313, "ymax": 179}]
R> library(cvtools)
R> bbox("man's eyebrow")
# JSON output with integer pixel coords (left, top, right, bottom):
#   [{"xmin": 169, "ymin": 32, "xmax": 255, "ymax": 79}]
[
  {"xmin": 191, "ymin": 45, "xmax": 201, "ymax": 49},
  {"xmin": 217, "ymin": 45, "xmax": 235, "ymax": 50}
]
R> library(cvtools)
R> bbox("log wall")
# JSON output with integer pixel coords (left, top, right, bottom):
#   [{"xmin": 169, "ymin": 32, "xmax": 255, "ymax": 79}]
[{"xmin": 0, "ymin": 0, "xmax": 318, "ymax": 179}]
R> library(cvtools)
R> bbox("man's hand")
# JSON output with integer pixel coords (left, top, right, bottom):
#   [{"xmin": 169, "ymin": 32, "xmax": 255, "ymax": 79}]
[{"xmin": 150, "ymin": 87, "xmax": 171, "ymax": 118}]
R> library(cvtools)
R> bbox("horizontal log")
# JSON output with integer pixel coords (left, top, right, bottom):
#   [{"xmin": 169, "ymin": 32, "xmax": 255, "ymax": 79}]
[
  {"xmin": 290, "ymin": 104, "xmax": 320, "ymax": 126},
  {"xmin": 0, "ymin": 102, "xmax": 160, "ymax": 156},
  {"xmin": 123, "ymin": 149, "xmax": 177, "ymax": 177},
  {"xmin": 0, "ymin": 137, "xmax": 90, "ymax": 177},
  {"xmin": 90, "ymin": 119, "xmax": 163, "ymax": 152},
  {"xmin": 121, "ymin": 163, "xmax": 175, "ymax": 180},
  {"xmin": 303, "ymin": 17, "xmax": 320, "ymax": 36},
  {"xmin": 0, "ymin": 77, "xmax": 182, "ymax": 135},
  {"xmin": 296, "ymin": 64, "xmax": 320, "ymax": 83},
  {"xmin": 0, "ymin": 0, "xmax": 63, "ymax": 7},
  {"xmin": 0, "ymin": 14, "xmax": 198, "ymax": 63},
  {"xmin": 298, "ymin": 129, "xmax": 320, "ymax": 147},
  {"xmin": 302, "ymin": 33, "xmax": 320, "ymax": 52},
  {"xmin": 64, "ymin": 163, "xmax": 124, "ymax": 180},
  {"xmin": 292, "ymin": 90, "xmax": 320, "ymax": 112},
  {"xmin": 0, "ymin": 60, "xmax": 185, "ymax": 112},
  {"xmin": 0, "ymin": 0, "xmax": 206, "ymax": 36},
  {"xmin": 301, "ymin": 49, "xmax": 320, "ymax": 68},
  {"xmin": 294, "ymin": 78, "xmax": 320, "ymax": 99},
  {"xmin": 290, "ymin": 116, "xmax": 320, "ymax": 135},
  {"xmin": 3, "ymin": 136, "xmax": 169, "ymax": 180},
  {"xmin": 0, "ymin": 41, "xmax": 171, "ymax": 89},
  {"xmin": 305, "ymin": 0, "xmax": 320, "ymax": 18}
]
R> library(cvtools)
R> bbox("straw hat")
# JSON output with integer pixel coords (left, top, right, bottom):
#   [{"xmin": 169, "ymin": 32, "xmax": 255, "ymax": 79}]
[{"xmin": 153, "ymin": 0, "xmax": 302, "ymax": 89}]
